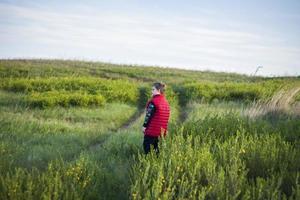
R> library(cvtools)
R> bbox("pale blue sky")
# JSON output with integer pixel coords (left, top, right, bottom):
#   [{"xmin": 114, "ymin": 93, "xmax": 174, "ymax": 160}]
[{"xmin": 0, "ymin": 0, "xmax": 299, "ymax": 76}]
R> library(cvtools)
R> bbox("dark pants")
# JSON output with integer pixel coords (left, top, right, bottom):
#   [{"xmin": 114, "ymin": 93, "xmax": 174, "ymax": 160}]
[{"xmin": 143, "ymin": 135, "xmax": 159, "ymax": 155}]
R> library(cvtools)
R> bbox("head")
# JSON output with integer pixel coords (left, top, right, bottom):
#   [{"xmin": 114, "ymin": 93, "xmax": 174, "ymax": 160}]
[{"xmin": 152, "ymin": 82, "xmax": 166, "ymax": 97}]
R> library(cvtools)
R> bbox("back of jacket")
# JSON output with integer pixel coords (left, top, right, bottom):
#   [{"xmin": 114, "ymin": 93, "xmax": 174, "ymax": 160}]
[{"xmin": 145, "ymin": 94, "xmax": 170, "ymax": 137}]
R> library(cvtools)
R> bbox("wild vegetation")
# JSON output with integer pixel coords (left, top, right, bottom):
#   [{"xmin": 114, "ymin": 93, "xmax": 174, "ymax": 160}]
[{"xmin": 0, "ymin": 59, "xmax": 299, "ymax": 199}]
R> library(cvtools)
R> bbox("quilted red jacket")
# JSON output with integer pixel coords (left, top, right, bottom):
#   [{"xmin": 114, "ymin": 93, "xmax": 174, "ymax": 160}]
[{"xmin": 144, "ymin": 94, "xmax": 170, "ymax": 137}]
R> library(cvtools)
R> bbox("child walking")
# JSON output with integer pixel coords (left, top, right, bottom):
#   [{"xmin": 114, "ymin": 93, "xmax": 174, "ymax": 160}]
[{"xmin": 142, "ymin": 82, "xmax": 170, "ymax": 155}]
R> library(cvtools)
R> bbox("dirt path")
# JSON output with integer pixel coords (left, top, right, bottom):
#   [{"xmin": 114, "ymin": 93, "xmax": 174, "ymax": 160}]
[
  {"xmin": 119, "ymin": 109, "xmax": 144, "ymax": 129},
  {"xmin": 179, "ymin": 107, "xmax": 188, "ymax": 123},
  {"xmin": 88, "ymin": 109, "xmax": 144, "ymax": 151}
]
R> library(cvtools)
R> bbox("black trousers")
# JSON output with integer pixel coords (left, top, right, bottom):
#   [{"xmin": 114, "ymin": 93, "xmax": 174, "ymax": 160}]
[{"xmin": 143, "ymin": 135, "xmax": 159, "ymax": 155}]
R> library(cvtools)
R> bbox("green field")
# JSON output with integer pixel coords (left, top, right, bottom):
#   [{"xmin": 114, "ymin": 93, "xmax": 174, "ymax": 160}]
[{"xmin": 0, "ymin": 59, "xmax": 299, "ymax": 199}]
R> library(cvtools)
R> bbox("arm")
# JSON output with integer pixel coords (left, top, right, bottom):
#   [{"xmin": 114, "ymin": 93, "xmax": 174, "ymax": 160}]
[{"xmin": 143, "ymin": 102, "xmax": 156, "ymax": 128}]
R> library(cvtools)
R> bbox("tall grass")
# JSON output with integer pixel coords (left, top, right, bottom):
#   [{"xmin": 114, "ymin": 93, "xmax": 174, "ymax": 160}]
[
  {"xmin": 27, "ymin": 91, "xmax": 106, "ymax": 108},
  {"xmin": 0, "ymin": 77, "xmax": 139, "ymax": 106},
  {"xmin": 0, "ymin": 90, "xmax": 137, "ymax": 172},
  {"xmin": 243, "ymin": 87, "xmax": 300, "ymax": 119},
  {"xmin": 173, "ymin": 80, "xmax": 287, "ymax": 106},
  {"xmin": 130, "ymin": 102, "xmax": 300, "ymax": 199},
  {"xmin": 131, "ymin": 131, "xmax": 300, "ymax": 199},
  {"xmin": 0, "ymin": 86, "xmax": 181, "ymax": 200},
  {"xmin": 1, "ymin": 59, "xmax": 299, "ymax": 200}
]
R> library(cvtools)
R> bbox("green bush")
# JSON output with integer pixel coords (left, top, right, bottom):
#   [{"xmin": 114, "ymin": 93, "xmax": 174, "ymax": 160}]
[
  {"xmin": 1, "ymin": 77, "xmax": 139, "ymax": 105},
  {"xmin": 130, "ymin": 128, "xmax": 300, "ymax": 199},
  {"xmin": 129, "ymin": 105, "xmax": 300, "ymax": 199},
  {"xmin": 0, "ymin": 157, "xmax": 101, "ymax": 200},
  {"xmin": 174, "ymin": 80, "xmax": 284, "ymax": 106},
  {"xmin": 27, "ymin": 91, "xmax": 106, "ymax": 108}
]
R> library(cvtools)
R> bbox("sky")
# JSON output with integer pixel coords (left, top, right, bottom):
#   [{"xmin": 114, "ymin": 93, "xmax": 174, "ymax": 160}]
[{"xmin": 0, "ymin": 0, "xmax": 299, "ymax": 76}]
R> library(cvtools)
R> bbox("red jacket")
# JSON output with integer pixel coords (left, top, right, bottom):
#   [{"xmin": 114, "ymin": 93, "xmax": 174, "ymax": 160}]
[{"xmin": 144, "ymin": 94, "xmax": 170, "ymax": 137}]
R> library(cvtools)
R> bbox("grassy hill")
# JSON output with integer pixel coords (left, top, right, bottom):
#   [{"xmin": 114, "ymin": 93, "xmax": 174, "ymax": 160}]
[{"xmin": 0, "ymin": 59, "xmax": 299, "ymax": 199}]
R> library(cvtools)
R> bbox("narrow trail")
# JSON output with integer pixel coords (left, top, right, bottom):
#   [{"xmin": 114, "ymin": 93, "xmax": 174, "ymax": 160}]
[
  {"xmin": 119, "ymin": 109, "xmax": 144, "ymax": 129},
  {"xmin": 179, "ymin": 107, "xmax": 188, "ymax": 124},
  {"xmin": 66, "ymin": 102, "xmax": 186, "ymax": 163},
  {"xmin": 61, "ymin": 109, "xmax": 144, "ymax": 164},
  {"xmin": 88, "ymin": 109, "xmax": 144, "ymax": 151},
  {"xmin": 73, "ymin": 100, "xmax": 188, "ymax": 158},
  {"xmin": 86, "ymin": 102, "xmax": 188, "ymax": 153}
]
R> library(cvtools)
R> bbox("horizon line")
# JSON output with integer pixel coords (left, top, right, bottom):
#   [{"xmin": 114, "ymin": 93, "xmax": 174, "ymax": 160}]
[{"xmin": 1, "ymin": 57, "xmax": 299, "ymax": 78}]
